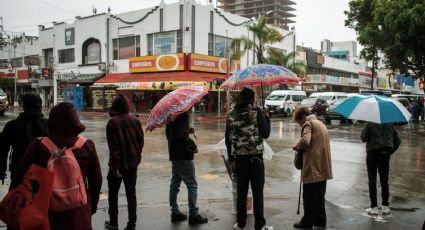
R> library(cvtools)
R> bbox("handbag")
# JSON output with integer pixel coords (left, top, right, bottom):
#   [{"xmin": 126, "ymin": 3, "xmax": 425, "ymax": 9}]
[
  {"xmin": 0, "ymin": 164, "xmax": 54, "ymax": 230},
  {"xmin": 294, "ymin": 151, "xmax": 303, "ymax": 170}
]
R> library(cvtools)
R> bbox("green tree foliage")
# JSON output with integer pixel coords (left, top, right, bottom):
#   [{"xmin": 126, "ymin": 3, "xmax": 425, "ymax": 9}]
[
  {"xmin": 266, "ymin": 48, "xmax": 306, "ymax": 76},
  {"xmin": 231, "ymin": 16, "xmax": 284, "ymax": 64},
  {"xmin": 345, "ymin": 0, "xmax": 425, "ymax": 81}
]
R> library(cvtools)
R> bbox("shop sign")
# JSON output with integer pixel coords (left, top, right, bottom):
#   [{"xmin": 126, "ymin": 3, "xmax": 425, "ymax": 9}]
[
  {"xmin": 305, "ymin": 74, "xmax": 325, "ymax": 83},
  {"xmin": 189, "ymin": 54, "xmax": 240, "ymax": 74},
  {"xmin": 377, "ymin": 77, "xmax": 388, "ymax": 89},
  {"xmin": 24, "ymin": 55, "xmax": 40, "ymax": 66},
  {"xmin": 326, "ymin": 75, "xmax": 339, "ymax": 84},
  {"xmin": 116, "ymin": 81, "xmax": 208, "ymax": 90},
  {"xmin": 338, "ymin": 77, "xmax": 350, "ymax": 85},
  {"xmin": 129, "ymin": 53, "xmax": 185, "ymax": 73}
]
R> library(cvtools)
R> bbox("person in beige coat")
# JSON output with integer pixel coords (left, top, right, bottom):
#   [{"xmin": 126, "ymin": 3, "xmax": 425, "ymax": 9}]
[{"xmin": 292, "ymin": 107, "xmax": 333, "ymax": 229}]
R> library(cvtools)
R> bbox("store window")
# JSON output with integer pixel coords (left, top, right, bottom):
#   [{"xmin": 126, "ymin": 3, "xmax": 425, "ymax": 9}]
[
  {"xmin": 147, "ymin": 31, "xmax": 182, "ymax": 55},
  {"xmin": 11, "ymin": 57, "xmax": 23, "ymax": 67},
  {"xmin": 58, "ymin": 48, "xmax": 75, "ymax": 63},
  {"xmin": 0, "ymin": 59, "xmax": 8, "ymax": 69},
  {"xmin": 82, "ymin": 38, "xmax": 101, "ymax": 64},
  {"xmin": 112, "ymin": 35, "xmax": 140, "ymax": 60},
  {"xmin": 208, "ymin": 34, "xmax": 234, "ymax": 57}
]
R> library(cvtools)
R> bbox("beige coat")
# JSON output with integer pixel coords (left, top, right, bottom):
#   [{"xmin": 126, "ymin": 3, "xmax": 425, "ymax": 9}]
[{"xmin": 294, "ymin": 115, "xmax": 333, "ymax": 184}]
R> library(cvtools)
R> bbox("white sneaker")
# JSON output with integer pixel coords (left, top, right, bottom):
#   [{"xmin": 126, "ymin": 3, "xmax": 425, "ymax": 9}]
[
  {"xmin": 366, "ymin": 207, "xmax": 379, "ymax": 215},
  {"xmin": 381, "ymin": 206, "xmax": 391, "ymax": 214},
  {"xmin": 233, "ymin": 223, "xmax": 244, "ymax": 230},
  {"xmin": 261, "ymin": 226, "xmax": 274, "ymax": 230}
]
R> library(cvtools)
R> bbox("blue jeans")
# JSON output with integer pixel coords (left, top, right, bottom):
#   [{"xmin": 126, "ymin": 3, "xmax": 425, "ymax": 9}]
[{"xmin": 169, "ymin": 160, "xmax": 199, "ymax": 216}]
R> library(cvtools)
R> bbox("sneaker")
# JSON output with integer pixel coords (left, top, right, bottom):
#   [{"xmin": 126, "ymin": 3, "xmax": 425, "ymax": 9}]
[
  {"xmin": 381, "ymin": 206, "xmax": 391, "ymax": 215},
  {"xmin": 104, "ymin": 221, "xmax": 118, "ymax": 230},
  {"xmin": 124, "ymin": 227, "xmax": 135, "ymax": 230},
  {"xmin": 188, "ymin": 214, "xmax": 208, "ymax": 225},
  {"xmin": 171, "ymin": 212, "xmax": 188, "ymax": 222},
  {"xmin": 233, "ymin": 223, "xmax": 244, "ymax": 230},
  {"xmin": 261, "ymin": 226, "xmax": 274, "ymax": 230},
  {"xmin": 293, "ymin": 221, "xmax": 312, "ymax": 229},
  {"xmin": 366, "ymin": 207, "xmax": 379, "ymax": 215}
]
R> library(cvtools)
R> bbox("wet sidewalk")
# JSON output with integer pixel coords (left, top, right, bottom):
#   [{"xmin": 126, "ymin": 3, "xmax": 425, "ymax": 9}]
[{"xmin": 92, "ymin": 189, "xmax": 425, "ymax": 230}]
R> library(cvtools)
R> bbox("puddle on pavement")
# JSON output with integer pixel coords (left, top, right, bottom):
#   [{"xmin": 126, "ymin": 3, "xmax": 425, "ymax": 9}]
[
  {"xmin": 198, "ymin": 173, "xmax": 221, "ymax": 180},
  {"xmin": 361, "ymin": 213, "xmax": 392, "ymax": 222}
]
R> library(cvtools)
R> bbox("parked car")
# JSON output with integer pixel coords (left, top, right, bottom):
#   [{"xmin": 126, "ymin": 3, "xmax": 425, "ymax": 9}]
[
  {"xmin": 308, "ymin": 92, "xmax": 347, "ymax": 105},
  {"xmin": 324, "ymin": 98, "xmax": 351, "ymax": 124},
  {"xmin": 0, "ymin": 88, "xmax": 10, "ymax": 116},
  {"xmin": 264, "ymin": 90, "xmax": 307, "ymax": 117},
  {"xmin": 296, "ymin": 97, "xmax": 328, "ymax": 116}
]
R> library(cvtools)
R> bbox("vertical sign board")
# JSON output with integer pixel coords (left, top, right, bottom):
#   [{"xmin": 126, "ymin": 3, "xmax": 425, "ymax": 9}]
[{"xmin": 63, "ymin": 87, "xmax": 84, "ymax": 110}]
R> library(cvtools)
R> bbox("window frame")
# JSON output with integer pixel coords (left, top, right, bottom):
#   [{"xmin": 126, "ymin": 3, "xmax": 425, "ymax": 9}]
[
  {"xmin": 112, "ymin": 35, "xmax": 141, "ymax": 60},
  {"xmin": 147, "ymin": 30, "xmax": 182, "ymax": 56},
  {"xmin": 58, "ymin": 48, "xmax": 75, "ymax": 64}
]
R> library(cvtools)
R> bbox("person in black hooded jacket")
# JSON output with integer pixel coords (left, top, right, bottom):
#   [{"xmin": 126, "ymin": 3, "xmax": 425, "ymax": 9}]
[
  {"xmin": 0, "ymin": 94, "xmax": 48, "ymax": 186},
  {"xmin": 105, "ymin": 94, "xmax": 144, "ymax": 230}
]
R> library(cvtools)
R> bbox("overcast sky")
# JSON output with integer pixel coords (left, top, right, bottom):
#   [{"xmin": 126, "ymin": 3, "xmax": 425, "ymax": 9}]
[{"xmin": 1, "ymin": 0, "xmax": 358, "ymax": 51}]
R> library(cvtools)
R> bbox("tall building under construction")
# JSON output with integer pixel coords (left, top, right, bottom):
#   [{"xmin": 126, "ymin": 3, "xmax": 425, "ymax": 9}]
[{"xmin": 217, "ymin": 0, "xmax": 296, "ymax": 29}]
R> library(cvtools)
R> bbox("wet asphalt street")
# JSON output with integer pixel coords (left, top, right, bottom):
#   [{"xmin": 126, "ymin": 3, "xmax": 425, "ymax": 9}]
[{"xmin": 0, "ymin": 109, "xmax": 424, "ymax": 230}]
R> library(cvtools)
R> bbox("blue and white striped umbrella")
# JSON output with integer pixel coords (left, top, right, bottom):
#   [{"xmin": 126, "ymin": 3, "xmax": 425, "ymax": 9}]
[{"xmin": 335, "ymin": 95, "xmax": 411, "ymax": 124}]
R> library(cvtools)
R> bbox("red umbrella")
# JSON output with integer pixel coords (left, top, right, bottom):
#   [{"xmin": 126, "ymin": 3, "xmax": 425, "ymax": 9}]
[{"xmin": 146, "ymin": 86, "xmax": 209, "ymax": 132}]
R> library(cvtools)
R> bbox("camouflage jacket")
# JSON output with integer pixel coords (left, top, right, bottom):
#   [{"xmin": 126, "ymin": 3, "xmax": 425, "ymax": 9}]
[{"xmin": 225, "ymin": 104, "xmax": 270, "ymax": 159}]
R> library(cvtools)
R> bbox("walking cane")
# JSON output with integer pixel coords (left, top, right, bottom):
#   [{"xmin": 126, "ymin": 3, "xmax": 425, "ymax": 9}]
[{"xmin": 297, "ymin": 171, "xmax": 302, "ymax": 215}]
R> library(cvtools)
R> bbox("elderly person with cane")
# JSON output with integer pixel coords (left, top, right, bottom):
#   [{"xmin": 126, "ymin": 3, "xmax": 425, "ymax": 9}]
[{"xmin": 292, "ymin": 106, "xmax": 332, "ymax": 229}]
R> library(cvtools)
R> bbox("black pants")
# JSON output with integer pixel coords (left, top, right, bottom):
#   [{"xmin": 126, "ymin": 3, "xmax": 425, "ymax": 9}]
[
  {"xmin": 366, "ymin": 152, "xmax": 390, "ymax": 207},
  {"xmin": 107, "ymin": 168, "xmax": 138, "ymax": 228},
  {"xmin": 235, "ymin": 156, "xmax": 265, "ymax": 230},
  {"xmin": 301, "ymin": 180, "xmax": 327, "ymax": 227}
]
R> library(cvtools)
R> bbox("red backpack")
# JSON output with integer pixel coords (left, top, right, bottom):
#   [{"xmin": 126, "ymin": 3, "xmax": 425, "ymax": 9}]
[{"xmin": 41, "ymin": 136, "xmax": 88, "ymax": 212}]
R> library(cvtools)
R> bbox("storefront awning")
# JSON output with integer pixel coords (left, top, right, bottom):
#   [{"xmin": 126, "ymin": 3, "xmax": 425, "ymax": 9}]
[
  {"xmin": 61, "ymin": 73, "xmax": 105, "ymax": 84},
  {"xmin": 95, "ymin": 71, "xmax": 227, "ymax": 91},
  {"xmin": 95, "ymin": 71, "xmax": 227, "ymax": 84}
]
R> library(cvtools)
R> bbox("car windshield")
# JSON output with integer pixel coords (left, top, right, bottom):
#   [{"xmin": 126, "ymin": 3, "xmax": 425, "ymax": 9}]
[
  {"xmin": 320, "ymin": 96, "xmax": 333, "ymax": 101},
  {"xmin": 0, "ymin": 88, "xmax": 6, "ymax": 96},
  {"xmin": 266, "ymin": 94, "xmax": 286, "ymax": 101},
  {"xmin": 333, "ymin": 98, "xmax": 346, "ymax": 105},
  {"xmin": 301, "ymin": 98, "xmax": 316, "ymax": 106}
]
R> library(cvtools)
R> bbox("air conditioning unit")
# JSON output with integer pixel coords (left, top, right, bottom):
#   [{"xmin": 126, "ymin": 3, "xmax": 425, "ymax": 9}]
[{"xmin": 98, "ymin": 63, "xmax": 106, "ymax": 71}]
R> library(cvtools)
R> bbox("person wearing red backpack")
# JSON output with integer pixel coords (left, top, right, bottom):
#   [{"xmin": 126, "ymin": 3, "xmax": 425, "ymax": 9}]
[
  {"xmin": 10, "ymin": 102, "xmax": 102, "ymax": 230},
  {"xmin": 104, "ymin": 94, "xmax": 144, "ymax": 230}
]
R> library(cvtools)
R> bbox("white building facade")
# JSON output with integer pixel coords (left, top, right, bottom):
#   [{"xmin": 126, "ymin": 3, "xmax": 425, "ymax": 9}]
[{"xmin": 0, "ymin": 0, "xmax": 296, "ymax": 111}]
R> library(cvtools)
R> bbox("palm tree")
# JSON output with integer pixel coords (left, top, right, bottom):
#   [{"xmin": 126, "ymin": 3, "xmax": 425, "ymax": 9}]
[
  {"xmin": 231, "ymin": 16, "xmax": 284, "ymax": 64},
  {"xmin": 266, "ymin": 48, "xmax": 306, "ymax": 76}
]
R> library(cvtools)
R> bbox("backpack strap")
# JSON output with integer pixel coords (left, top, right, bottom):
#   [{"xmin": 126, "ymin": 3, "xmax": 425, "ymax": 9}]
[
  {"xmin": 68, "ymin": 136, "xmax": 87, "ymax": 151},
  {"xmin": 40, "ymin": 137, "xmax": 60, "ymax": 156}
]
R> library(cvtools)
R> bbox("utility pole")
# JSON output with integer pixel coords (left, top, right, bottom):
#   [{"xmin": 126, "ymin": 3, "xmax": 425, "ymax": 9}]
[
  {"xmin": 53, "ymin": 34, "xmax": 57, "ymax": 105},
  {"xmin": 13, "ymin": 35, "xmax": 17, "ymax": 106}
]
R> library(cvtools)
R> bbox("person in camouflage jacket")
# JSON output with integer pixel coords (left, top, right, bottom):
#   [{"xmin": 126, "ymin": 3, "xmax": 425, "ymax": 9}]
[{"xmin": 225, "ymin": 88, "xmax": 271, "ymax": 230}]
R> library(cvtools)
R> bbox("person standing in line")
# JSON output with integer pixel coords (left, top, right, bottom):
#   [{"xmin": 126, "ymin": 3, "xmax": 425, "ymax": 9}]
[
  {"xmin": 292, "ymin": 107, "xmax": 332, "ymax": 229},
  {"xmin": 361, "ymin": 122, "xmax": 400, "ymax": 215},
  {"xmin": 166, "ymin": 112, "xmax": 208, "ymax": 225},
  {"xmin": 10, "ymin": 102, "xmax": 102, "ymax": 230},
  {"xmin": 105, "ymin": 94, "xmax": 144, "ymax": 230},
  {"xmin": 0, "ymin": 94, "xmax": 48, "ymax": 186},
  {"xmin": 225, "ymin": 88, "xmax": 273, "ymax": 230}
]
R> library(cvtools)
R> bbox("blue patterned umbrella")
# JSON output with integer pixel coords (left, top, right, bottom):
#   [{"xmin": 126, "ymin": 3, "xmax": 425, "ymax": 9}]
[{"xmin": 221, "ymin": 64, "xmax": 299, "ymax": 88}]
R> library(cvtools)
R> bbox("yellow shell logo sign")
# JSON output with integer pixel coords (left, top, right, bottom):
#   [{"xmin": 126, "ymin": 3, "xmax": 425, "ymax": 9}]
[{"xmin": 156, "ymin": 54, "xmax": 179, "ymax": 71}]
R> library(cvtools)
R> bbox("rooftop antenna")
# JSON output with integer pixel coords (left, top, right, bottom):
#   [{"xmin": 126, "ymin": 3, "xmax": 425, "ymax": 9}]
[
  {"xmin": 92, "ymin": 5, "xmax": 97, "ymax": 15},
  {"xmin": 107, "ymin": 6, "xmax": 111, "ymax": 14}
]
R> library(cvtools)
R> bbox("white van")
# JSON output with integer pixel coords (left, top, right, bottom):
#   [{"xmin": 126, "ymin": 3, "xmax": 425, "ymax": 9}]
[
  {"xmin": 265, "ymin": 90, "xmax": 307, "ymax": 116},
  {"xmin": 309, "ymin": 92, "xmax": 347, "ymax": 104}
]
